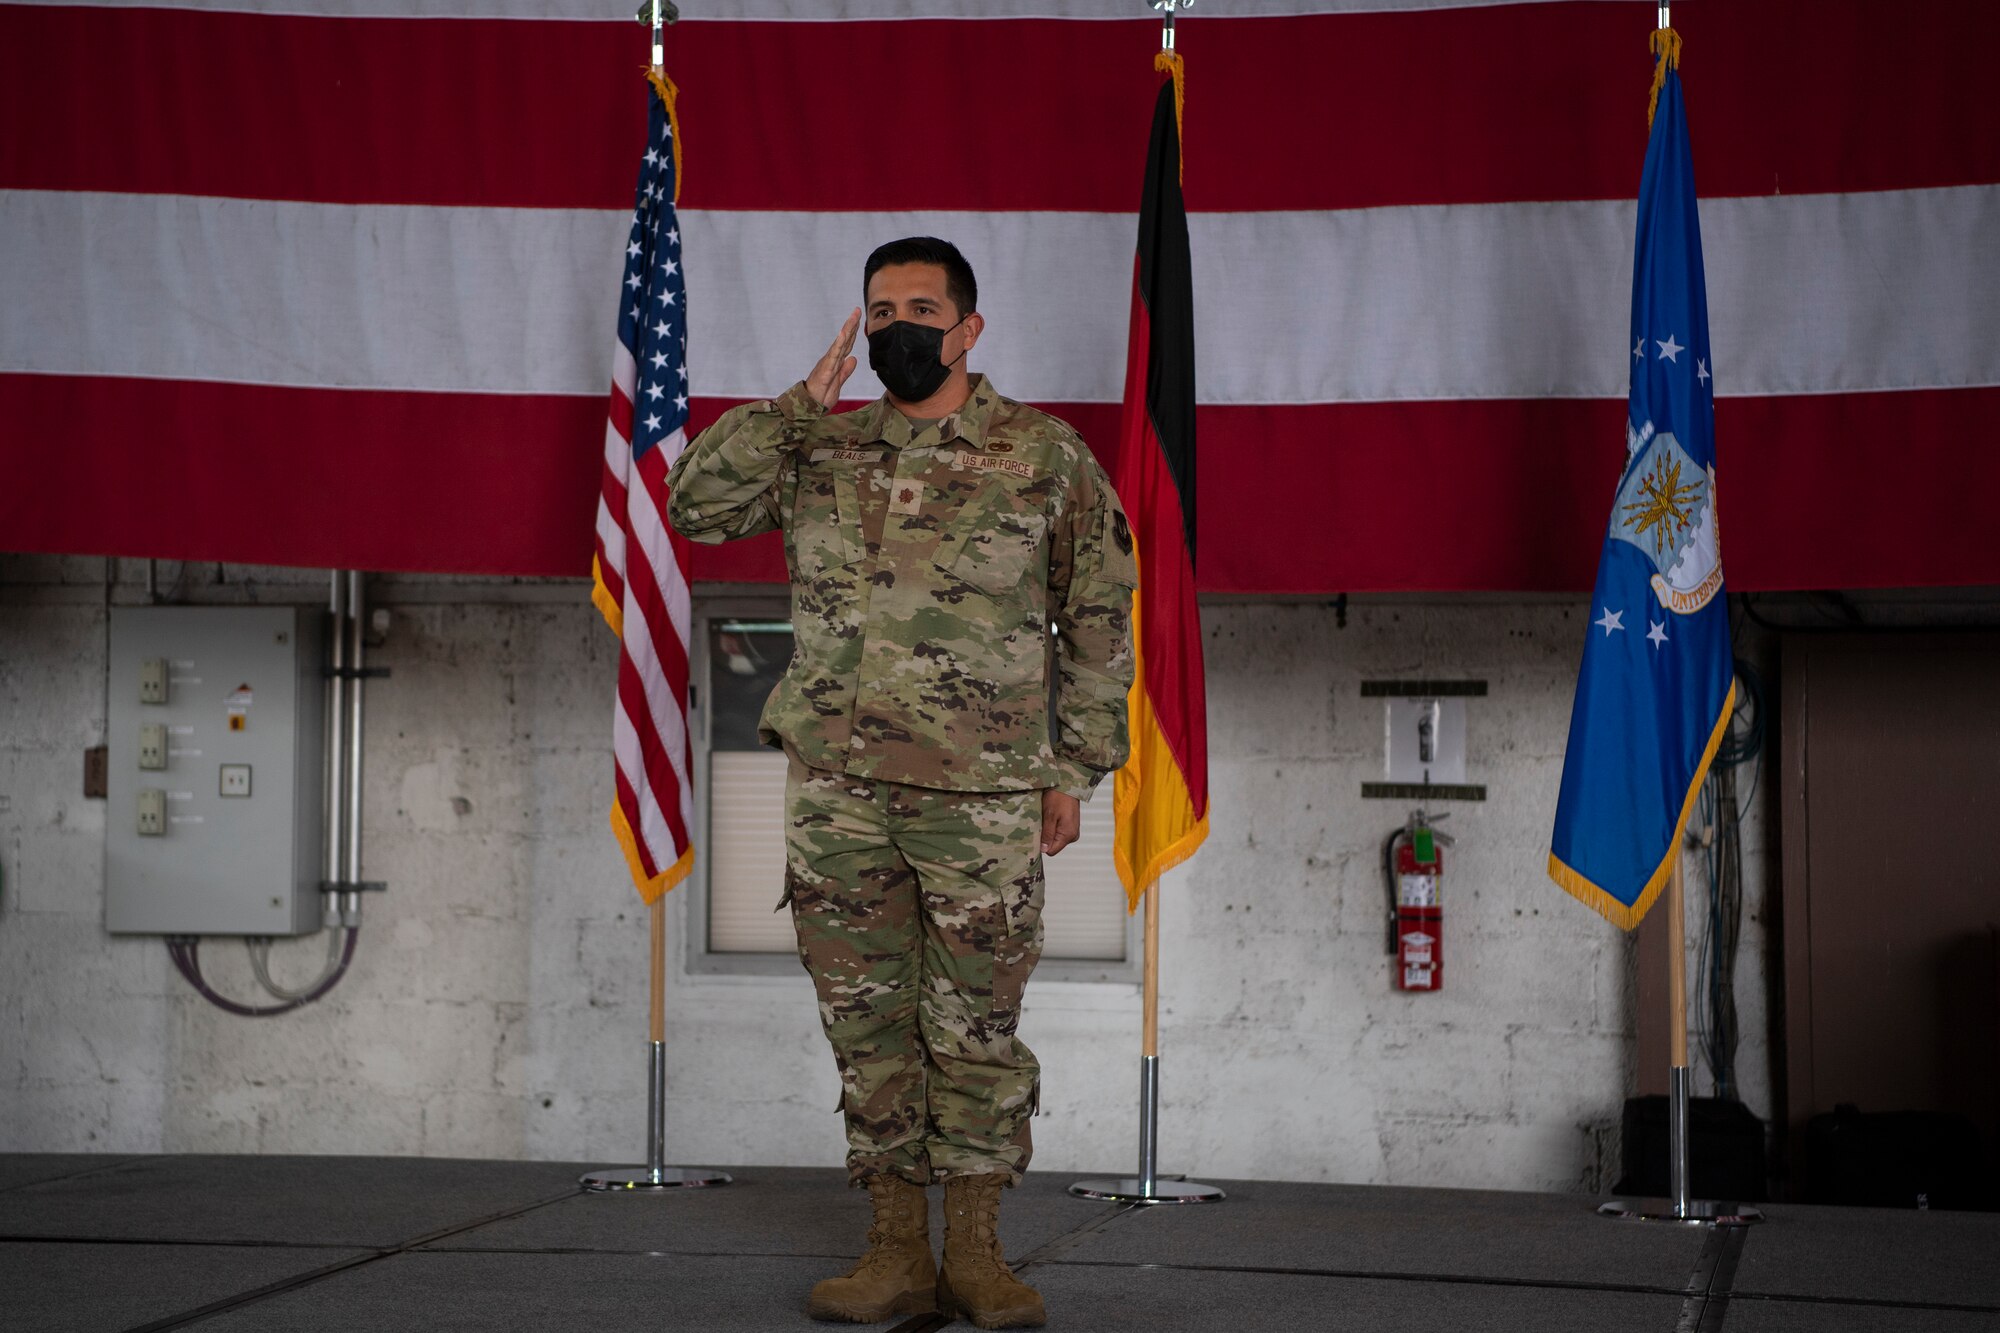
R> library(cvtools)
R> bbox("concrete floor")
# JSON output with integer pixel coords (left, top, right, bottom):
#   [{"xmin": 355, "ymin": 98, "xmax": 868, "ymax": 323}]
[{"xmin": 2, "ymin": 1154, "xmax": 1996, "ymax": 1332}]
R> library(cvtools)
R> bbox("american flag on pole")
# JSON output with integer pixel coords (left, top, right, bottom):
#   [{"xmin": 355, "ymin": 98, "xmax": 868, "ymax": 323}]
[{"xmin": 593, "ymin": 73, "xmax": 695, "ymax": 904}]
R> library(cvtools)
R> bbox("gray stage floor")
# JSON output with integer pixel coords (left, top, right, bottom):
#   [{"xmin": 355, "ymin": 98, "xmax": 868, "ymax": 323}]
[{"xmin": 3, "ymin": 1155, "xmax": 1996, "ymax": 1332}]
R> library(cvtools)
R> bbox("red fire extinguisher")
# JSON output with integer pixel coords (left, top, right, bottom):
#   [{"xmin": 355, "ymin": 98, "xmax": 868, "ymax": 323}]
[{"xmin": 1384, "ymin": 812, "xmax": 1451, "ymax": 991}]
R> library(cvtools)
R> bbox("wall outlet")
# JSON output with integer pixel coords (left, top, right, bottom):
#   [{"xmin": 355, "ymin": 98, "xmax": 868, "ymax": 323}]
[
  {"xmin": 139, "ymin": 658, "xmax": 170, "ymax": 704},
  {"xmin": 137, "ymin": 788, "xmax": 167, "ymax": 836},
  {"xmin": 84, "ymin": 745, "xmax": 108, "ymax": 798},
  {"xmin": 138, "ymin": 723, "xmax": 168, "ymax": 770},
  {"xmin": 219, "ymin": 764, "xmax": 252, "ymax": 798}
]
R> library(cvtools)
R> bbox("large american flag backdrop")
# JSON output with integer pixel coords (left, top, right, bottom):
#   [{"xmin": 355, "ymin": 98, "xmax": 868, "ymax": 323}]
[{"xmin": 2, "ymin": 0, "xmax": 1997, "ymax": 593}]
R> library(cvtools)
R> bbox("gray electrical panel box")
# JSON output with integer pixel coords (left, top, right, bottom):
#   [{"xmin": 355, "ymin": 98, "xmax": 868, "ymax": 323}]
[{"xmin": 106, "ymin": 606, "xmax": 325, "ymax": 935}]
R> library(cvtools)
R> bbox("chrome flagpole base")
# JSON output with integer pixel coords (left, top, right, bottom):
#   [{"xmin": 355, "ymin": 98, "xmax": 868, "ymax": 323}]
[
  {"xmin": 1070, "ymin": 1054, "xmax": 1224, "ymax": 1204},
  {"xmin": 1069, "ymin": 1175, "xmax": 1225, "ymax": 1204},
  {"xmin": 1596, "ymin": 1065, "xmax": 1756, "ymax": 1223},
  {"xmin": 580, "ymin": 1165, "xmax": 731, "ymax": 1191},
  {"xmin": 1597, "ymin": 1197, "xmax": 1763, "ymax": 1225},
  {"xmin": 579, "ymin": 1039, "xmax": 731, "ymax": 1190}
]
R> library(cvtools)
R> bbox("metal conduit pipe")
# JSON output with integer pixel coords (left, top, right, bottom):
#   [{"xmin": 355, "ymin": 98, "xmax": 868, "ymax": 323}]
[
  {"xmin": 342, "ymin": 570, "xmax": 367, "ymax": 927},
  {"xmin": 165, "ymin": 569, "xmax": 370, "ymax": 1016},
  {"xmin": 326, "ymin": 571, "xmax": 349, "ymax": 929},
  {"xmin": 247, "ymin": 927, "xmax": 347, "ymax": 1000}
]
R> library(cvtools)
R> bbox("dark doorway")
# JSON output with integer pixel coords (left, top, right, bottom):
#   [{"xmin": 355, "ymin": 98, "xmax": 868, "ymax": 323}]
[{"xmin": 1780, "ymin": 632, "xmax": 2000, "ymax": 1202}]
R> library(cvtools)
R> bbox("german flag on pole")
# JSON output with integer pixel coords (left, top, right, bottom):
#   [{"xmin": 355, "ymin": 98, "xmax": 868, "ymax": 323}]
[{"xmin": 1112, "ymin": 52, "xmax": 1208, "ymax": 910}]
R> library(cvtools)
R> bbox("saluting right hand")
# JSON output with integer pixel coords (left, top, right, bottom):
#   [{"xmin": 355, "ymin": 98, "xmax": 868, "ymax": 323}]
[{"xmin": 806, "ymin": 308, "xmax": 861, "ymax": 410}]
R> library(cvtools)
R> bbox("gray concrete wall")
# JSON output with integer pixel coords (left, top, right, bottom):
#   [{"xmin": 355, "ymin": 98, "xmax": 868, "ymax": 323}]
[{"xmin": 0, "ymin": 557, "xmax": 1786, "ymax": 1192}]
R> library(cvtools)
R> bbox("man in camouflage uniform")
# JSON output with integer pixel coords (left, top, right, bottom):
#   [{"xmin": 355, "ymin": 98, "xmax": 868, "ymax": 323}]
[{"xmin": 667, "ymin": 237, "xmax": 1134, "ymax": 1327}]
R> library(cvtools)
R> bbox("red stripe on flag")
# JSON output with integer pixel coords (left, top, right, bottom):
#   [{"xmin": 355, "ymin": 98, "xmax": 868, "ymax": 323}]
[
  {"xmin": 615, "ymin": 460, "xmax": 696, "ymax": 857},
  {"xmin": 1127, "ymin": 420, "xmax": 1209, "ymax": 817},
  {"xmin": 611, "ymin": 762, "xmax": 659, "ymax": 882},
  {"xmin": 609, "ymin": 384, "xmax": 634, "ymax": 443},
  {"xmin": 1193, "ymin": 390, "xmax": 2000, "ymax": 593},
  {"xmin": 1116, "ymin": 259, "xmax": 1208, "ymax": 817},
  {"xmin": 593, "ymin": 479, "xmax": 629, "ymax": 610},
  {"xmin": 597, "ymin": 455, "xmax": 630, "ymax": 521},
  {"xmin": 4, "ymin": 4, "xmax": 1996, "ymax": 210},
  {"xmin": 6, "ymin": 374, "xmax": 1997, "ymax": 591},
  {"xmin": 613, "ymin": 594, "xmax": 694, "ymax": 862},
  {"xmin": 0, "ymin": 374, "xmax": 606, "ymax": 574},
  {"xmin": 598, "ymin": 379, "xmax": 632, "ymax": 612}
]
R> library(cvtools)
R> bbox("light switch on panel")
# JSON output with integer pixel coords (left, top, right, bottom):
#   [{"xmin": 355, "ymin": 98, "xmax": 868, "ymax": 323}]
[
  {"xmin": 138, "ymin": 724, "xmax": 168, "ymax": 770},
  {"xmin": 139, "ymin": 658, "xmax": 169, "ymax": 704},
  {"xmin": 137, "ymin": 788, "xmax": 167, "ymax": 835},
  {"xmin": 219, "ymin": 764, "xmax": 252, "ymax": 798}
]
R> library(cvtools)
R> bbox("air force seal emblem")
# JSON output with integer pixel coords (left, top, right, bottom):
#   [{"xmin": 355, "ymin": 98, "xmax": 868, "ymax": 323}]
[{"xmin": 1610, "ymin": 420, "xmax": 1723, "ymax": 615}]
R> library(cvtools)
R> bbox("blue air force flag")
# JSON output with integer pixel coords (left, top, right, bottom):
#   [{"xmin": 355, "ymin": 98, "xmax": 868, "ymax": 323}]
[{"xmin": 1549, "ymin": 39, "xmax": 1735, "ymax": 931}]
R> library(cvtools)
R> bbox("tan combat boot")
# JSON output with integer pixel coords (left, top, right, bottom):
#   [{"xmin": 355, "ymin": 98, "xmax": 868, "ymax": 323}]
[
  {"xmin": 807, "ymin": 1175, "xmax": 939, "ymax": 1323},
  {"xmin": 937, "ymin": 1174, "xmax": 1047, "ymax": 1329}
]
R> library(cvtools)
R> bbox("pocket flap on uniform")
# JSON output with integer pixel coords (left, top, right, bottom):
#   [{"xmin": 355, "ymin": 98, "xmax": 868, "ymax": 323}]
[
  {"xmin": 793, "ymin": 469, "xmax": 865, "ymax": 580},
  {"xmin": 943, "ymin": 489, "xmax": 1047, "ymax": 596}
]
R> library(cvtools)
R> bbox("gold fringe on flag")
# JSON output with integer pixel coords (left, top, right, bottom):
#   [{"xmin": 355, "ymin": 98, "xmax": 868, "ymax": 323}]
[
  {"xmin": 1154, "ymin": 50, "xmax": 1185, "ymax": 183},
  {"xmin": 1647, "ymin": 27, "xmax": 1681, "ymax": 129},
  {"xmin": 591, "ymin": 555, "xmax": 624, "ymax": 638},
  {"xmin": 1546, "ymin": 681, "xmax": 1735, "ymax": 931},
  {"xmin": 612, "ymin": 799, "xmax": 695, "ymax": 905},
  {"xmin": 1111, "ymin": 549, "xmax": 1211, "ymax": 911},
  {"xmin": 647, "ymin": 66, "xmax": 684, "ymax": 202}
]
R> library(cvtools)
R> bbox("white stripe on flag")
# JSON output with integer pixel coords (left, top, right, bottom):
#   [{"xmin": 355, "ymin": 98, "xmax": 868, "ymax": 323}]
[
  {"xmin": 609, "ymin": 342, "xmax": 638, "ymax": 402},
  {"xmin": 629, "ymin": 429, "xmax": 694, "ymax": 644},
  {"xmin": 602, "ymin": 417, "xmax": 631, "ymax": 482},
  {"xmin": 593, "ymin": 495, "xmax": 626, "ymax": 576},
  {"xmin": 8, "ymin": 186, "xmax": 1996, "ymax": 403},
  {"xmin": 0, "ymin": 189, "xmax": 626, "ymax": 395}
]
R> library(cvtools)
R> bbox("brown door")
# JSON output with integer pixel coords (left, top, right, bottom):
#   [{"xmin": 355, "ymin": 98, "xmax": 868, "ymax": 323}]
[{"xmin": 1781, "ymin": 632, "xmax": 2000, "ymax": 1187}]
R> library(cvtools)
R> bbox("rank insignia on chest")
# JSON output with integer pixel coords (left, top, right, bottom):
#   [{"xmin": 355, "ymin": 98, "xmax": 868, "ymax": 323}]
[{"xmin": 888, "ymin": 482, "xmax": 926, "ymax": 516}]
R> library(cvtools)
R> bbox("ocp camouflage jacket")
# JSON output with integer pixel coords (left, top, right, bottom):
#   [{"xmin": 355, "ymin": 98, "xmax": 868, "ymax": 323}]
[{"xmin": 666, "ymin": 375, "xmax": 1135, "ymax": 799}]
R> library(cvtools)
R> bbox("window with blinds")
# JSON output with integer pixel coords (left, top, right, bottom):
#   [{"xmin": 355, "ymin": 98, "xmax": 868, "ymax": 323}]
[{"xmin": 700, "ymin": 615, "xmax": 1128, "ymax": 962}]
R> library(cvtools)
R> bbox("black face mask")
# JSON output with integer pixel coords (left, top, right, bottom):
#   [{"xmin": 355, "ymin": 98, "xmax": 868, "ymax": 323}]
[{"xmin": 867, "ymin": 315, "xmax": 968, "ymax": 403}]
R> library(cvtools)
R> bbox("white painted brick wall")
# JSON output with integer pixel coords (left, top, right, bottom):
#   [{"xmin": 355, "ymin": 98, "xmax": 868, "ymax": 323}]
[{"xmin": 0, "ymin": 557, "xmax": 1787, "ymax": 1192}]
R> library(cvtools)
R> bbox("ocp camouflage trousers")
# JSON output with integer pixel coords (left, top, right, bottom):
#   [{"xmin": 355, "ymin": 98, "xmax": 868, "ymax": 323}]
[{"xmin": 783, "ymin": 753, "xmax": 1045, "ymax": 1187}]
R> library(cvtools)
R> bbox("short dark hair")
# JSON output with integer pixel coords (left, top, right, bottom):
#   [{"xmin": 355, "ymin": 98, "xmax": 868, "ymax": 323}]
[{"xmin": 863, "ymin": 236, "xmax": 977, "ymax": 319}]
